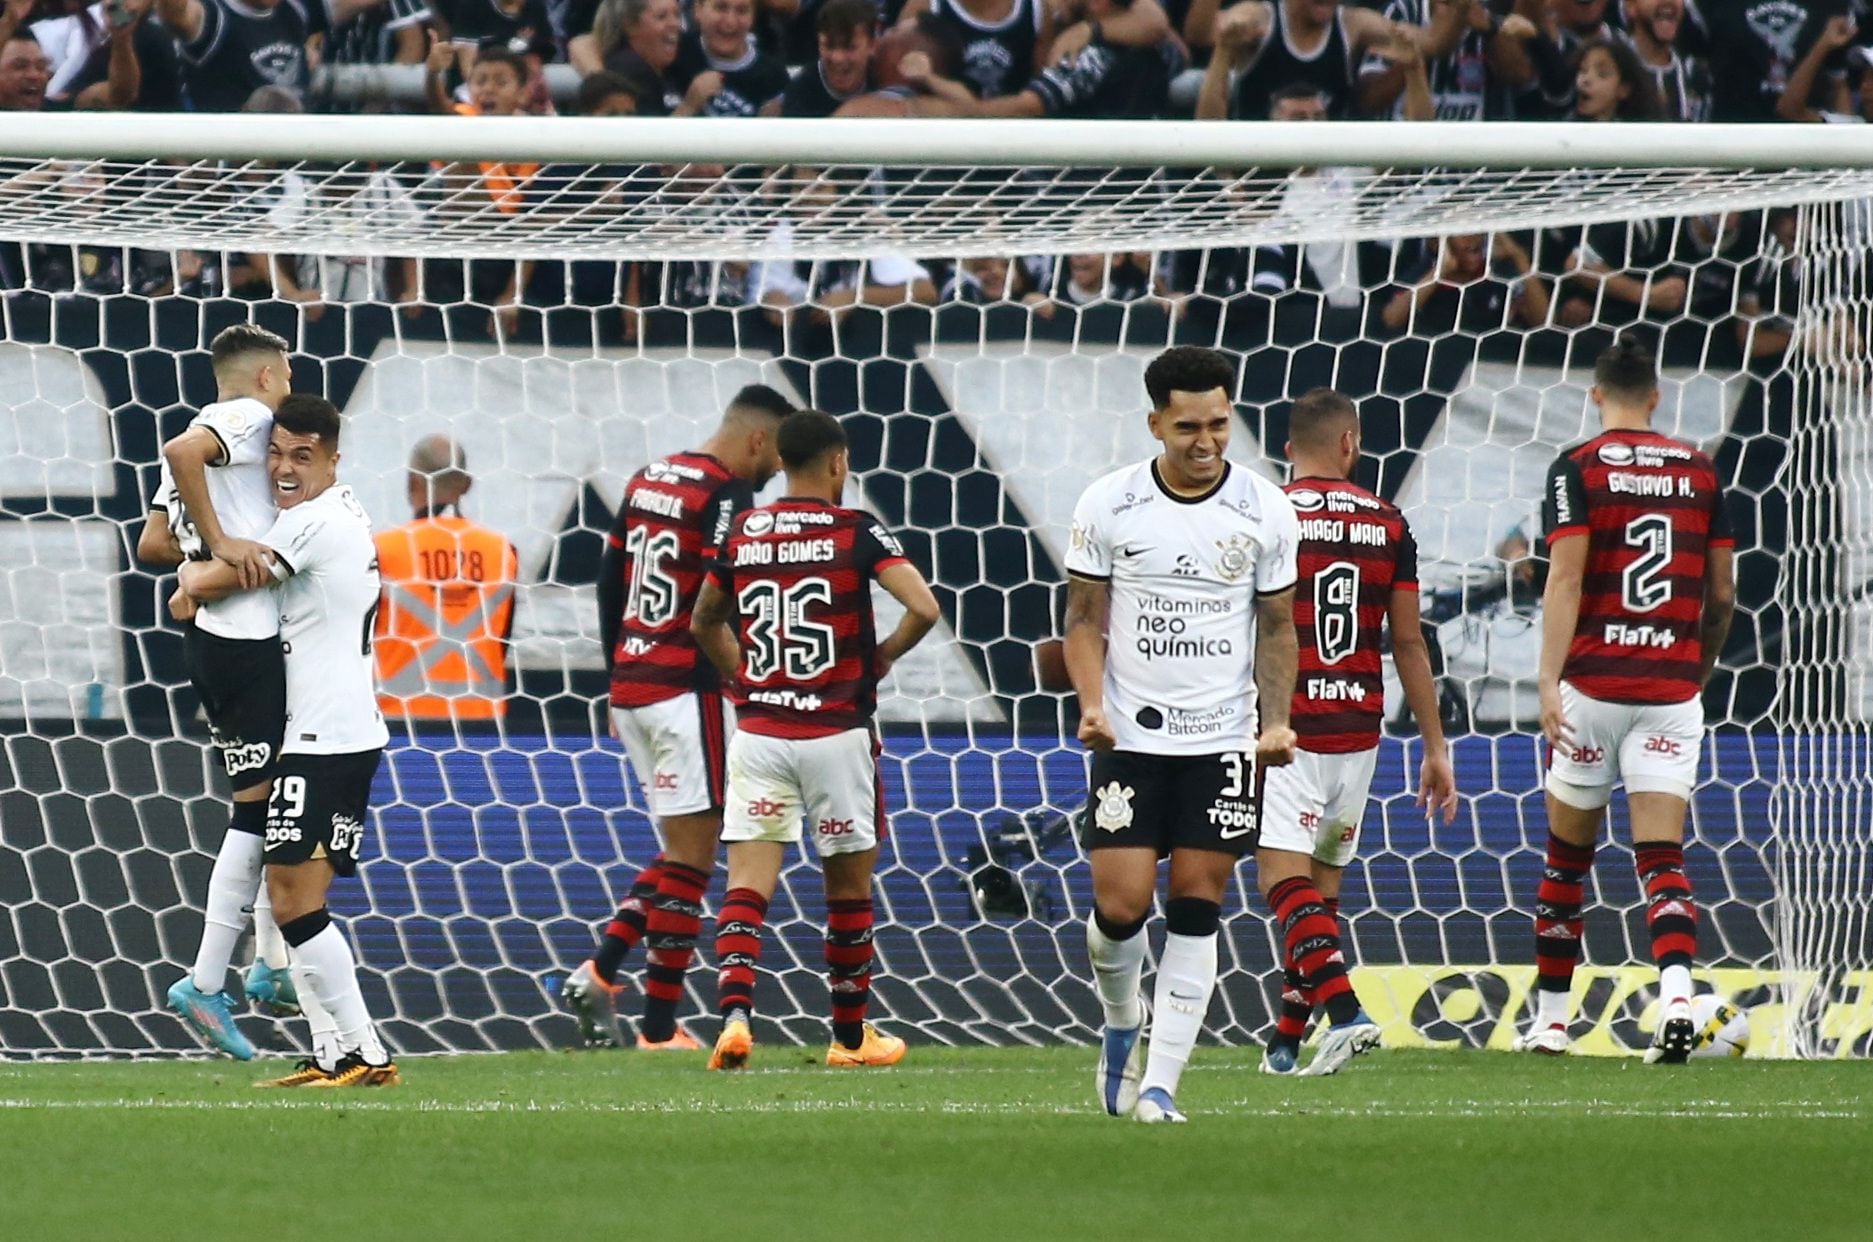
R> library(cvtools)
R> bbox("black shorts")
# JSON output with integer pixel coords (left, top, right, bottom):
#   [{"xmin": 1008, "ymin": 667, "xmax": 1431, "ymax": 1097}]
[
  {"xmin": 264, "ymin": 750, "xmax": 383, "ymax": 877},
  {"xmin": 1081, "ymin": 748, "xmax": 1262, "ymax": 857},
  {"xmin": 184, "ymin": 627, "xmax": 285, "ymax": 793}
]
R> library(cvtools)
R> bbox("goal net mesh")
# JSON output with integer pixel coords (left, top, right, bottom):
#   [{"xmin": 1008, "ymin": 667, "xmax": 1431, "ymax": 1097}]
[{"xmin": 0, "ymin": 143, "xmax": 1868, "ymax": 1059}]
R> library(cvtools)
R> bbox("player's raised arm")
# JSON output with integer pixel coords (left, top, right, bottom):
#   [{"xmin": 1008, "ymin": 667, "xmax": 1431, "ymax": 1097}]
[
  {"xmin": 1389, "ymin": 581, "xmax": 1457, "ymax": 823},
  {"xmin": 874, "ymin": 559, "xmax": 940, "ymax": 677},
  {"xmin": 164, "ymin": 425, "xmax": 268, "ymax": 588},
  {"xmin": 1538, "ymin": 453, "xmax": 1590, "ymax": 753}
]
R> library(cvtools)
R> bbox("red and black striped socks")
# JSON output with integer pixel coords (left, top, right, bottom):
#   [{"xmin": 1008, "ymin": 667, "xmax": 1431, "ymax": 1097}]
[
  {"xmin": 1271, "ymin": 894, "xmax": 1342, "ymax": 1045},
  {"xmin": 1636, "ymin": 841, "xmax": 1697, "ymax": 1004},
  {"xmin": 640, "ymin": 860, "xmax": 710, "ymax": 1042},
  {"xmin": 1268, "ymin": 878, "xmax": 1359, "ymax": 1026},
  {"xmin": 1533, "ymin": 834, "xmax": 1595, "ymax": 1025},
  {"xmin": 592, "ymin": 855, "xmax": 664, "ymax": 984},
  {"xmin": 715, "ymin": 887, "xmax": 769, "ymax": 1025},
  {"xmin": 826, "ymin": 898, "xmax": 876, "ymax": 1050}
]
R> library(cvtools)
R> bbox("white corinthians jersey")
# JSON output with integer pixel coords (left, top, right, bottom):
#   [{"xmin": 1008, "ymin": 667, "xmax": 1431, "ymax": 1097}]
[
  {"xmin": 148, "ymin": 398, "xmax": 280, "ymax": 641},
  {"xmin": 262, "ymin": 484, "xmax": 389, "ymax": 755},
  {"xmin": 1067, "ymin": 459, "xmax": 1299, "ymax": 755}
]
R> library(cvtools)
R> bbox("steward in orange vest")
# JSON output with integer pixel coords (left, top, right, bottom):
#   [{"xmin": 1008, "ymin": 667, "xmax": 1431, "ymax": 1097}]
[{"xmin": 374, "ymin": 436, "xmax": 518, "ymax": 722}]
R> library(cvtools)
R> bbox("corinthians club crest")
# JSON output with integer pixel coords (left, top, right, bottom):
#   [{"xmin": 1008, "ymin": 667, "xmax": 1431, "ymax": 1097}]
[
  {"xmin": 1214, "ymin": 533, "xmax": 1255, "ymax": 582},
  {"xmin": 1093, "ymin": 782, "xmax": 1135, "ymax": 833}
]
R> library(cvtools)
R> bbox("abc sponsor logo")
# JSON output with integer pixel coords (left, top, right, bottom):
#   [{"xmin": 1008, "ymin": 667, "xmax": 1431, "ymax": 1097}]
[
  {"xmin": 1288, "ymin": 489, "xmax": 1326, "ymax": 514},
  {"xmin": 1298, "ymin": 811, "xmax": 1322, "ymax": 829},
  {"xmin": 1643, "ymin": 735, "xmax": 1685, "ymax": 758},
  {"xmin": 817, "ymin": 817, "xmax": 856, "ymax": 838},
  {"xmin": 1569, "ymin": 745, "xmax": 1606, "ymax": 765},
  {"xmin": 746, "ymin": 797, "xmax": 788, "ymax": 818},
  {"xmin": 654, "ymin": 771, "xmax": 680, "ymax": 791},
  {"xmin": 1597, "ymin": 442, "xmax": 1636, "ymax": 466}
]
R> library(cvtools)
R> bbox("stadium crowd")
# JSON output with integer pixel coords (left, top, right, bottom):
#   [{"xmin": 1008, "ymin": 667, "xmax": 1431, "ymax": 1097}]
[{"xmin": 0, "ymin": 0, "xmax": 1864, "ymax": 346}]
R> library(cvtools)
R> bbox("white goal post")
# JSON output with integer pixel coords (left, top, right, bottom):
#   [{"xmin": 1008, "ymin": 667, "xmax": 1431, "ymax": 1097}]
[{"xmin": 0, "ymin": 116, "xmax": 1868, "ymax": 1061}]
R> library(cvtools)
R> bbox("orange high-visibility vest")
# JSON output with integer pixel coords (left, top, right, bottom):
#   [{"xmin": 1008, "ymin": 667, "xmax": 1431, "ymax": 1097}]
[{"xmin": 374, "ymin": 516, "xmax": 519, "ymax": 721}]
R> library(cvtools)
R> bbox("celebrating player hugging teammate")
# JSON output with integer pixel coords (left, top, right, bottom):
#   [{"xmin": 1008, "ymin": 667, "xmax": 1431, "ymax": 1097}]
[
  {"xmin": 177, "ymin": 396, "xmax": 398, "ymax": 1087},
  {"xmin": 1517, "ymin": 335, "xmax": 1735, "ymax": 1063},
  {"xmin": 141, "ymin": 323, "xmax": 299, "ymax": 1059},
  {"xmin": 563, "ymin": 385, "xmax": 794, "ymax": 1051},
  {"xmin": 691, "ymin": 410, "xmax": 941, "ymax": 1071},
  {"xmin": 1064, "ymin": 346, "xmax": 1302, "ymax": 1124},
  {"xmin": 1258, "ymin": 388, "xmax": 1459, "ymax": 1076}
]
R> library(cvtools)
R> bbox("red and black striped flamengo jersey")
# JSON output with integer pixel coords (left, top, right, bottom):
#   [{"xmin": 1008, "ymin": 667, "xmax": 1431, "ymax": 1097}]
[
  {"xmin": 1541, "ymin": 429, "xmax": 1732, "ymax": 705},
  {"xmin": 607, "ymin": 452, "xmax": 753, "ymax": 709},
  {"xmin": 1285, "ymin": 477, "xmax": 1418, "ymax": 753},
  {"xmin": 709, "ymin": 499, "xmax": 909, "ymax": 739}
]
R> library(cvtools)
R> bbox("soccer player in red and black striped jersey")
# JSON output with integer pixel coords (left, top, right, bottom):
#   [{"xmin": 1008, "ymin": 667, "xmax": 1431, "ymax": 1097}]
[
  {"xmin": 691, "ymin": 410, "xmax": 941, "ymax": 1070},
  {"xmin": 1258, "ymin": 388, "xmax": 1458, "ymax": 1075},
  {"xmin": 1516, "ymin": 335, "xmax": 1735, "ymax": 1063},
  {"xmin": 561, "ymin": 384, "xmax": 794, "ymax": 1051}
]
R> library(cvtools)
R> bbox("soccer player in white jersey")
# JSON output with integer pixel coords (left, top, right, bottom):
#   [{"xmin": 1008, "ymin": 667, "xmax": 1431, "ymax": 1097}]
[
  {"xmin": 1064, "ymin": 346, "xmax": 1302, "ymax": 1124},
  {"xmin": 178, "ymin": 396, "xmax": 398, "ymax": 1087},
  {"xmin": 140, "ymin": 324, "xmax": 299, "ymax": 1059}
]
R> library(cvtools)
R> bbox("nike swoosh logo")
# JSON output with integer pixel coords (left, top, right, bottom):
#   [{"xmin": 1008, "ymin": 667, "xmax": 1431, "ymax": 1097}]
[
  {"xmin": 1120, "ymin": 544, "xmax": 1152, "ymax": 557},
  {"xmin": 1169, "ymin": 989, "xmax": 1203, "ymax": 1002},
  {"xmin": 1218, "ymin": 825, "xmax": 1255, "ymax": 840}
]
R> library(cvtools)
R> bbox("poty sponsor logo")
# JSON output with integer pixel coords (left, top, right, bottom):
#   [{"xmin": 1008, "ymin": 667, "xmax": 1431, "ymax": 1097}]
[
  {"xmin": 223, "ymin": 740, "xmax": 273, "ymax": 776},
  {"xmin": 1643, "ymin": 736, "xmax": 1685, "ymax": 758}
]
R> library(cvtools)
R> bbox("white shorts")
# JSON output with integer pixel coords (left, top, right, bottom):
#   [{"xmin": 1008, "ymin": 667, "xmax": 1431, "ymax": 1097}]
[
  {"xmin": 720, "ymin": 727, "xmax": 883, "ymax": 858},
  {"xmin": 611, "ymin": 692, "xmax": 734, "ymax": 820},
  {"xmin": 1258, "ymin": 746, "xmax": 1379, "ymax": 868},
  {"xmin": 1544, "ymin": 681, "xmax": 1703, "ymax": 808}
]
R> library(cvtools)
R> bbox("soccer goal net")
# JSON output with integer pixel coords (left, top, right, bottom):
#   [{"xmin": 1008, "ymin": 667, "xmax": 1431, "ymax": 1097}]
[{"xmin": 1, "ymin": 117, "xmax": 1869, "ymax": 1060}]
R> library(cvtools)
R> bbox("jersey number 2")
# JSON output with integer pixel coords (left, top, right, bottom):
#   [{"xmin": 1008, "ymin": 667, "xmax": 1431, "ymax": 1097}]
[
  {"xmin": 1622, "ymin": 515, "xmax": 1673, "ymax": 613},
  {"xmin": 739, "ymin": 578, "xmax": 837, "ymax": 682}
]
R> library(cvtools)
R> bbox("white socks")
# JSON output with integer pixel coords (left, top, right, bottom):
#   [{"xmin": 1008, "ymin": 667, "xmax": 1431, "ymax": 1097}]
[
  {"xmin": 191, "ymin": 831, "xmax": 263, "ymax": 993},
  {"xmin": 292, "ymin": 922, "xmax": 388, "ymax": 1066},
  {"xmin": 290, "ymin": 952, "xmax": 342, "ymax": 1069},
  {"xmin": 1535, "ymin": 987, "xmax": 1571, "ymax": 1029},
  {"xmin": 1660, "ymin": 964, "xmax": 1693, "ymax": 1009},
  {"xmin": 252, "ymin": 887, "xmax": 290, "ymax": 971},
  {"xmin": 1085, "ymin": 912, "xmax": 1146, "ymax": 1031},
  {"xmin": 1139, "ymin": 931, "xmax": 1218, "ymax": 1099}
]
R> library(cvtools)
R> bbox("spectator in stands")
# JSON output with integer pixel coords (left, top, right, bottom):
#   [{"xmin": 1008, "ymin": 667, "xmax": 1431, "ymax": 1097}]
[
  {"xmin": 1735, "ymin": 208, "xmax": 1798, "ymax": 362},
  {"xmin": 0, "ymin": 27, "xmax": 52, "ymax": 111},
  {"xmin": 1379, "ymin": 232, "xmax": 1550, "ymax": 336},
  {"xmin": 1777, "ymin": 14, "xmax": 1863, "ymax": 122},
  {"xmin": 223, "ymin": 85, "xmax": 325, "ymax": 312},
  {"xmin": 425, "ymin": 43, "xmax": 538, "ymax": 335},
  {"xmin": 1041, "ymin": 251, "xmax": 1156, "ymax": 307},
  {"xmin": 1358, "ymin": 0, "xmax": 1537, "ymax": 121},
  {"xmin": 941, "ymin": 254, "xmax": 1048, "ymax": 303},
  {"xmin": 155, "ymin": 0, "xmax": 326, "ymax": 111},
  {"xmin": 773, "ymin": 0, "xmax": 874, "ymax": 116},
  {"xmin": 896, "ymin": 0, "xmax": 1055, "ymax": 99},
  {"xmin": 570, "ymin": 0, "xmax": 691, "ymax": 111},
  {"xmin": 26, "ymin": 0, "xmax": 180, "ymax": 110},
  {"xmin": 324, "ymin": 0, "xmax": 430, "ymax": 70},
  {"xmin": 375, "ymin": 435, "xmax": 519, "ymax": 726},
  {"xmin": 671, "ymin": 0, "xmax": 789, "ymax": 116},
  {"xmin": 432, "ymin": 0, "xmax": 555, "ymax": 67},
  {"xmin": 1569, "ymin": 35, "xmax": 1663, "ymax": 121},
  {"xmin": 1189, "ymin": 0, "xmax": 1418, "ymax": 119},
  {"xmin": 1620, "ymin": 0, "xmax": 1711, "ymax": 122},
  {"xmin": 1708, "ymin": 0, "xmax": 1853, "ymax": 122},
  {"xmin": 894, "ymin": 0, "xmax": 1184, "ymax": 118}
]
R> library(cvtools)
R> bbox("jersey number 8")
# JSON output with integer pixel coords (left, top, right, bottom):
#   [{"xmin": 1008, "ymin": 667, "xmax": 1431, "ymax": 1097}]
[{"xmin": 1314, "ymin": 562, "xmax": 1360, "ymax": 665}]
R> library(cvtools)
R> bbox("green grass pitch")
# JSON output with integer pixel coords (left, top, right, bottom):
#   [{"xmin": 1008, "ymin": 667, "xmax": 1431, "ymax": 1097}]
[{"xmin": 2, "ymin": 1046, "xmax": 1869, "ymax": 1241}]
